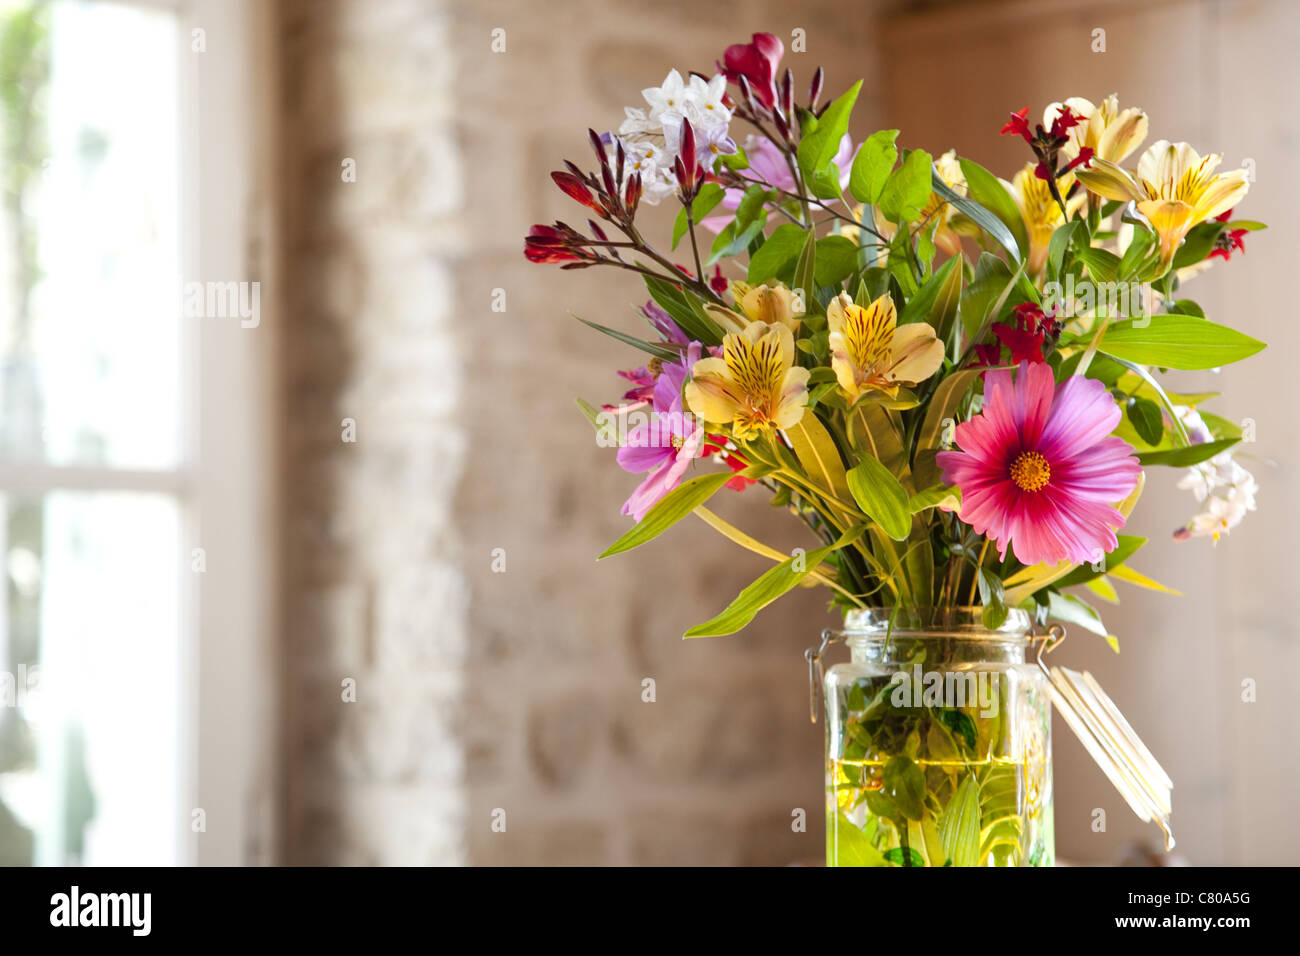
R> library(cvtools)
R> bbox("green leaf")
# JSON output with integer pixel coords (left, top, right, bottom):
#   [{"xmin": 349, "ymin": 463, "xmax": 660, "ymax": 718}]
[
  {"xmin": 933, "ymin": 168, "xmax": 1021, "ymax": 263},
  {"xmin": 1171, "ymin": 221, "xmax": 1226, "ymax": 269},
  {"xmin": 848, "ymin": 128, "xmax": 899, "ymax": 204},
  {"xmin": 878, "ymin": 148, "xmax": 932, "ymax": 223},
  {"xmin": 899, "ymin": 254, "xmax": 959, "ymax": 327},
  {"xmin": 847, "ymin": 455, "xmax": 911, "ymax": 540},
  {"xmin": 1046, "ymin": 220, "xmax": 1083, "ymax": 283},
  {"xmin": 671, "ymin": 182, "xmax": 724, "ymax": 250},
  {"xmin": 1075, "ymin": 245, "xmax": 1121, "ymax": 283},
  {"xmin": 1047, "ymin": 591, "xmax": 1110, "ymax": 638},
  {"xmin": 977, "ymin": 568, "xmax": 1008, "ymax": 629},
  {"xmin": 940, "ymin": 710, "xmax": 977, "ymax": 751},
  {"xmin": 786, "ymin": 413, "xmax": 852, "ymax": 506},
  {"xmin": 1055, "ymin": 535, "xmax": 1144, "ymax": 588},
  {"xmin": 814, "ymin": 234, "xmax": 860, "ymax": 287},
  {"xmin": 643, "ymin": 275, "xmax": 724, "ymax": 346},
  {"xmin": 1137, "ymin": 437, "xmax": 1239, "ymax": 466},
  {"xmin": 1128, "ymin": 397, "xmax": 1164, "ymax": 446},
  {"xmin": 958, "ymin": 158, "xmax": 1029, "ymax": 263},
  {"xmin": 706, "ymin": 212, "xmax": 767, "ymax": 265},
  {"xmin": 882, "ymin": 756, "xmax": 926, "ymax": 821},
  {"xmin": 908, "ymin": 484, "xmax": 960, "ymax": 513},
  {"xmin": 912, "ymin": 368, "xmax": 983, "ymax": 489},
  {"xmin": 599, "ymin": 472, "xmax": 732, "ymax": 558},
  {"xmin": 572, "ymin": 314, "xmax": 681, "ymax": 361},
  {"xmin": 683, "ymin": 524, "xmax": 867, "ymax": 637},
  {"xmin": 1099, "ymin": 315, "xmax": 1265, "ymax": 370},
  {"xmin": 1119, "ymin": 225, "xmax": 1156, "ymax": 280},
  {"xmin": 831, "ymin": 813, "xmax": 889, "ymax": 867},
  {"xmin": 937, "ymin": 774, "xmax": 981, "ymax": 868},
  {"xmin": 882, "ymin": 846, "xmax": 926, "ymax": 867},
  {"xmin": 797, "ymin": 80, "xmax": 861, "ymax": 199},
  {"xmin": 793, "ymin": 228, "xmax": 818, "ymax": 313},
  {"xmin": 746, "ymin": 223, "xmax": 808, "ymax": 284}
]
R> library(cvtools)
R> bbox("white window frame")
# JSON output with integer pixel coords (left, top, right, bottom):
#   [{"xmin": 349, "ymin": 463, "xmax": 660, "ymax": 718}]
[{"xmin": 0, "ymin": 0, "xmax": 277, "ymax": 866}]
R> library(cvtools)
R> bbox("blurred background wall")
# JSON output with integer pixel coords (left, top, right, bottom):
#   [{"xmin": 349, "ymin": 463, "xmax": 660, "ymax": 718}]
[
  {"xmin": 0, "ymin": 0, "xmax": 1296, "ymax": 867},
  {"xmin": 276, "ymin": 0, "xmax": 1300, "ymax": 865}
]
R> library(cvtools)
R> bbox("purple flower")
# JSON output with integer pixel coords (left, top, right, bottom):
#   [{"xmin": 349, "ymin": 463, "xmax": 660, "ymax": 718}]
[
  {"xmin": 701, "ymin": 134, "xmax": 857, "ymax": 233},
  {"xmin": 617, "ymin": 410, "xmax": 705, "ymax": 521},
  {"xmin": 653, "ymin": 341, "xmax": 703, "ymax": 413},
  {"xmin": 642, "ymin": 301, "xmax": 688, "ymax": 345}
]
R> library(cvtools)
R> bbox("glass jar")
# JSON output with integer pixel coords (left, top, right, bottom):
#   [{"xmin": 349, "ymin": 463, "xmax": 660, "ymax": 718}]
[{"xmin": 823, "ymin": 607, "xmax": 1054, "ymax": 867}]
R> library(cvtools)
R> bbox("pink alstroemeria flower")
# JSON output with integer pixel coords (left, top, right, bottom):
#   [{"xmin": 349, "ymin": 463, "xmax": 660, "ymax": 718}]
[
  {"xmin": 617, "ymin": 410, "xmax": 705, "ymax": 521},
  {"xmin": 937, "ymin": 361, "xmax": 1141, "ymax": 566}
]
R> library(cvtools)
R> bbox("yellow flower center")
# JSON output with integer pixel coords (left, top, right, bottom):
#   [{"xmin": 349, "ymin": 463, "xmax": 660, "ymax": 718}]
[
  {"xmin": 670, "ymin": 434, "xmax": 685, "ymax": 450},
  {"xmin": 1010, "ymin": 451, "xmax": 1051, "ymax": 493}
]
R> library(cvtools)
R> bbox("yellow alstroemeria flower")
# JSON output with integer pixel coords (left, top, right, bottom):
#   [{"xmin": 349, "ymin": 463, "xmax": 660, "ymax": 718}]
[
  {"xmin": 873, "ymin": 150, "xmax": 967, "ymax": 259},
  {"xmin": 1045, "ymin": 94, "xmax": 1148, "ymax": 164},
  {"xmin": 1005, "ymin": 163, "xmax": 1084, "ymax": 275},
  {"xmin": 826, "ymin": 292, "xmax": 944, "ymax": 401},
  {"xmin": 685, "ymin": 321, "xmax": 809, "ymax": 439},
  {"xmin": 1075, "ymin": 140, "xmax": 1250, "ymax": 270},
  {"xmin": 729, "ymin": 280, "xmax": 805, "ymax": 332}
]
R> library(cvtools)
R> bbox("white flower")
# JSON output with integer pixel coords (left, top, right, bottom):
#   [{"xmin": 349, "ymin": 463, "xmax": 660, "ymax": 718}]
[
  {"xmin": 616, "ymin": 139, "xmax": 676, "ymax": 206},
  {"xmin": 1173, "ymin": 405, "xmax": 1258, "ymax": 542},
  {"xmin": 618, "ymin": 106, "xmax": 659, "ymax": 137},
  {"xmin": 687, "ymin": 73, "xmax": 731, "ymax": 127},
  {"xmin": 641, "ymin": 69, "xmax": 691, "ymax": 125},
  {"xmin": 614, "ymin": 70, "xmax": 734, "ymax": 206}
]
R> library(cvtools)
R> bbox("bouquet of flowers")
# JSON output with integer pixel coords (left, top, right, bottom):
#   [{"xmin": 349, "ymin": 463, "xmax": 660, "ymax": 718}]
[{"xmin": 525, "ymin": 33, "xmax": 1265, "ymax": 642}]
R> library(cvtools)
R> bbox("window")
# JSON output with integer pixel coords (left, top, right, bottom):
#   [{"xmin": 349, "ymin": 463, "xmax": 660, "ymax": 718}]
[{"xmin": 0, "ymin": 0, "xmax": 271, "ymax": 866}]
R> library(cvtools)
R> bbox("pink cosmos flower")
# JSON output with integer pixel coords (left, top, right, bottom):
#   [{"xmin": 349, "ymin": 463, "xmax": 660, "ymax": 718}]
[
  {"xmin": 937, "ymin": 362, "xmax": 1141, "ymax": 566},
  {"xmin": 617, "ymin": 410, "xmax": 705, "ymax": 521}
]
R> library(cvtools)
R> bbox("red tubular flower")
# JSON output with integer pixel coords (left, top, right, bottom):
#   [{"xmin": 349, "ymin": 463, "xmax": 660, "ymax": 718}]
[
  {"xmin": 1209, "ymin": 208, "xmax": 1248, "ymax": 261},
  {"xmin": 709, "ymin": 265, "xmax": 728, "ymax": 296},
  {"xmin": 551, "ymin": 171, "xmax": 601, "ymax": 213},
  {"xmin": 991, "ymin": 303, "xmax": 1056, "ymax": 364},
  {"xmin": 719, "ymin": 33, "xmax": 784, "ymax": 110},
  {"xmin": 1001, "ymin": 107, "xmax": 1033, "ymax": 143},
  {"xmin": 524, "ymin": 224, "xmax": 587, "ymax": 265}
]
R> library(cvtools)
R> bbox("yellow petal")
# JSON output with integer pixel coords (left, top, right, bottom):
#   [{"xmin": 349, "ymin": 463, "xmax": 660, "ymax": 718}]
[
  {"xmin": 1075, "ymin": 157, "xmax": 1143, "ymax": 202},
  {"xmin": 1194, "ymin": 167, "xmax": 1249, "ymax": 222},
  {"xmin": 889, "ymin": 322, "xmax": 945, "ymax": 385}
]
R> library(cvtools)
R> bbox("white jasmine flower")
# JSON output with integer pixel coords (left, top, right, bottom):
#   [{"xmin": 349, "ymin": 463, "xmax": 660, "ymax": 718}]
[{"xmin": 1172, "ymin": 405, "xmax": 1258, "ymax": 542}]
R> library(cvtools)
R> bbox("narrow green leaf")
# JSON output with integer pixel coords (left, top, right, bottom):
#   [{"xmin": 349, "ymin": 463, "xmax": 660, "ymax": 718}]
[
  {"xmin": 957, "ymin": 158, "xmax": 1029, "ymax": 262},
  {"xmin": 572, "ymin": 314, "xmax": 681, "ymax": 361},
  {"xmin": 1137, "ymin": 437, "xmax": 1239, "ymax": 466},
  {"xmin": 1055, "ymin": 535, "xmax": 1145, "ymax": 588},
  {"xmin": 684, "ymin": 524, "xmax": 867, "ymax": 637},
  {"xmin": 937, "ymin": 774, "xmax": 981, "ymax": 868},
  {"xmin": 1099, "ymin": 315, "xmax": 1266, "ymax": 370},
  {"xmin": 793, "ymin": 228, "xmax": 818, "ymax": 313},
  {"xmin": 933, "ymin": 169, "xmax": 1021, "ymax": 263},
  {"xmin": 600, "ymin": 472, "xmax": 732, "ymax": 558},
  {"xmin": 847, "ymin": 455, "xmax": 911, "ymax": 540},
  {"xmin": 786, "ymin": 413, "xmax": 851, "ymax": 505},
  {"xmin": 643, "ymin": 275, "xmax": 724, "ymax": 346}
]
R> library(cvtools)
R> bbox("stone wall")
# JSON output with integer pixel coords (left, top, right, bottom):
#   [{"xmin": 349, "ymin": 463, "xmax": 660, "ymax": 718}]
[{"xmin": 278, "ymin": 0, "xmax": 883, "ymax": 865}]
